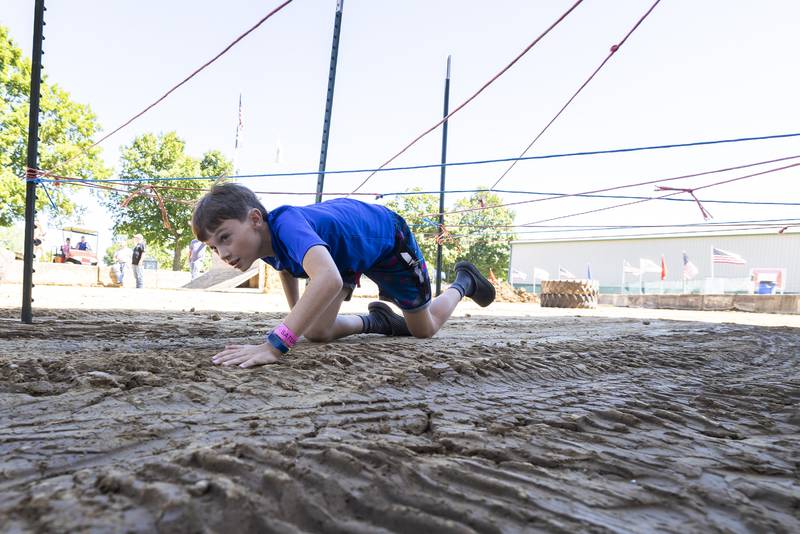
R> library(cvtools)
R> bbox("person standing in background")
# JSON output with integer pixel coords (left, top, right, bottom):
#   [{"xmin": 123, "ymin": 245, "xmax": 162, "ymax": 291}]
[
  {"xmin": 131, "ymin": 234, "xmax": 146, "ymax": 288},
  {"xmin": 114, "ymin": 241, "xmax": 132, "ymax": 286},
  {"xmin": 188, "ymin": 238, "xmax": 206, "ymax": 280}
]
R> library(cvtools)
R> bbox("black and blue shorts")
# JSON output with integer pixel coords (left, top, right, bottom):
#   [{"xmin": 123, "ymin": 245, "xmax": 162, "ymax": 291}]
[{"xmin": 342, "ymin": 214, "xmax": 432, "ymax": 312}]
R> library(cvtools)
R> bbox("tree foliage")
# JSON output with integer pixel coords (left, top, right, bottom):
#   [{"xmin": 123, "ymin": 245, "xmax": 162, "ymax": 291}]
[
  {"xmin": 451, "ymin": 190, "xmax": 516, "ymax": 278},
  {"xmin": 100, "ymin": 132, "xmax": 231, "ymax": 270},
  {"xmin": 0, "ymin": 26, "xmax": 110, "ymax": 226},
  {"xmin": 385, "ymin": 188, "xmax": 515, "ymax": 280}
]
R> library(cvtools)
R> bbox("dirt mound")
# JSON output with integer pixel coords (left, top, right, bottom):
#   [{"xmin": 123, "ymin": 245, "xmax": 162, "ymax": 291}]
[{"xmin": 492, "ymin": 280, "xmax": 536, "ymax": 303}]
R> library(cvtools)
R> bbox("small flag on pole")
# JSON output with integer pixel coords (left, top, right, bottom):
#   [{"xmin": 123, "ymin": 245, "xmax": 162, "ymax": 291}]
[
  {"xmin": 660, "ymin": 255, "xmax": 667, "ymax": 281},
  {"xmin": 682, "ymin": 252, "xmax": 699, "ymax": 279},
  {"xmin": 623, "ymin": 260, "xmax": 641, "ymax": 275},
  {"xmin": 639, "ymin": 258, "xmax": 661, "ymax": 273},
  {"xmin": 233, "ymin": 93, "xmax": 244, "ymax": 174},
  {"xmin": 558, "ymin": 266, "xmax": 576, "ymax": 279},
  {"xmin": 510, "ymin": 268, "xmax": 527, "ymax": 282},
  {"xmin": 533, "ymin": 268, "xmax": 550, "ymax": 281},
  {"xmin": 235, "ymin": 93, "xmax": 243, "ymax": 149},
  {"xmin": 712, "ymin": 247, "xmax": 746, "ymax": 265}
]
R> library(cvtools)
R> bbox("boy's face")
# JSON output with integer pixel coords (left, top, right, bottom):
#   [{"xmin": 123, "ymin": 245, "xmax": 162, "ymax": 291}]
[{"xmin": 205, "ymin": 209, "xmax": 265, "ymax": 271}]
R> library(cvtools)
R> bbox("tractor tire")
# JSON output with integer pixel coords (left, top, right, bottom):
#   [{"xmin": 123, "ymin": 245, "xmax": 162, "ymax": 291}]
[
  {"xmin": 541, "ymin": 293, "xmax": 597, "ymax": 309},
  {"xmin": 541, "ymin": 279, "xmax": 598, "ymax": 296},
  {"xmin": 540, "ymin": 279, "xmax": 599, "ymax": 308}
]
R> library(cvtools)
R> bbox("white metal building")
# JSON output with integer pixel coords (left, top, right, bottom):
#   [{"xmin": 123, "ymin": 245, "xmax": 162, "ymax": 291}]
[{"xmin": 509, "ymin": 229, "xmax": 800, "ymax": 294}]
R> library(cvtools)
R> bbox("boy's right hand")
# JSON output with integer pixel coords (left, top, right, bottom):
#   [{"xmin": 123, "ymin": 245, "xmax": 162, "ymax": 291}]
[{"xmin": 211, "ymin": 343, "xmax": 280, "ymax": 368}]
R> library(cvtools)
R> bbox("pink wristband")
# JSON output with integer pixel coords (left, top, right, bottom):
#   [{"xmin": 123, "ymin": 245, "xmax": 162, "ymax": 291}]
[{"xmin": 274, "ymin": 323, "xmax": 298, "ymax": 348}]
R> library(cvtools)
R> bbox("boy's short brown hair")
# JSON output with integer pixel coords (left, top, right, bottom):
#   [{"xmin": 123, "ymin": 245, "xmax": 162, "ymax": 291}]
[{"xmin": 192, "ymin": 183, "xmax": 268, "ymax": 241}]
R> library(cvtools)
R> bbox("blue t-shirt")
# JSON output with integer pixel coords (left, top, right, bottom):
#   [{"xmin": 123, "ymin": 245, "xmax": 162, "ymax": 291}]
[{"xmin": 262, "ymin": 198, "xmax": 397, "ymax": 277}]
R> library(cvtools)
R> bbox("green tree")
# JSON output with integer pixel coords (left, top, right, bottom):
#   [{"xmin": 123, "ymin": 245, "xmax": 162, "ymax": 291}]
[
  {"xmin": 387, "ymin": 188, "xmax": 516, "ymax": 280},
  {"xmin": 384, "ymin": 188, "xmax": 462, "ymax": 280},
  {"xmin": 0, "ymin": 26, "xmax": 111, "ymax": 226},
  {"xmin": 386, "ymin": 188, "xmax": 441, "ymax": 264},
  {"xmin": 451, "ymin": 190, "xmax": 516, "ymax": 279},
  {"xmin": 101, "ymin": 132, "xmax": 231, "ymax": 270}
]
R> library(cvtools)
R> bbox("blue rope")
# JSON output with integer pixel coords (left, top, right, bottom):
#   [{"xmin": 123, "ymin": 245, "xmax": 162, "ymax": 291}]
[
  {"xmin": 31, "ymin": 131, "xmax": 800, "ymax": 185},
  {"xmin": 37, "ymin": 180, "xmax": 58, "ymax": 211}
]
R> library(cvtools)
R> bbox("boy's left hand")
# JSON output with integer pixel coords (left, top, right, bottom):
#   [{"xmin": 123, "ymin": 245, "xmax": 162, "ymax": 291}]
[{"xmin": 211, "ymin": 343, "xmax": 280, "ymax": 368}]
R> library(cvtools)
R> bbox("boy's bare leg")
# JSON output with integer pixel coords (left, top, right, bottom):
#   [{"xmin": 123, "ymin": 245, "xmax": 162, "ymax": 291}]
[
  {"xmin": 402, "ymin": 261, "xmax": 496, "ymax": 338},
  {"xmin": 303, "ymin": 288, "xmax": 363, "ymax": 342},
  {"xmin": 403, "ymin": 287, "xmax": 462, "ymax": 338}
]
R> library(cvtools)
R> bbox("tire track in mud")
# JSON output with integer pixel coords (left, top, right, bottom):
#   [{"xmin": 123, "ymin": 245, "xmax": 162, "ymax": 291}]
[{"xmin": 1, "ymin": 308, "xmax": 799, "ymax": 532}]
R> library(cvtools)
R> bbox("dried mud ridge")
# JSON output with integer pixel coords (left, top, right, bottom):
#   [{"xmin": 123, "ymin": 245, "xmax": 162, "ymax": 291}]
[{"xmin": 0, "ymin": 308, "xmax": 798, "ymax": 532}]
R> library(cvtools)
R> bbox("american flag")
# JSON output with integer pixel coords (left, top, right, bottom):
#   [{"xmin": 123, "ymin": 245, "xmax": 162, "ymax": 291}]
[
  {"xmin": 712, "ymin": 247, "xmax": 746, "ymax": 265},
  {"xmin": 682, "ymin": 252, "xmax": 699, "ymax": 279}
]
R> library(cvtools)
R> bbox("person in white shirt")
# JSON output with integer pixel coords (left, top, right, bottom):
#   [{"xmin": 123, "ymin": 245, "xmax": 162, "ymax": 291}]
[{"xmin": 113, "ymin": 244, "xmax": 132, "ymax": 285}]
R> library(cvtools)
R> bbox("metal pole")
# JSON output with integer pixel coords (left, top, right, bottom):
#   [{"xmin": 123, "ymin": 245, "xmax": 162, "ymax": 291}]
[
  {"xmin": 21, "ymin": 0, "xmax": 46, "ymax": 324},
  {"xmin": 709, "ymin": 246, "xmax": 715, "ymax": 279},
  {"xmin": 435, "ymin": 56, "xmax": 451, "ymax": 296},
  {"xmin": 315, "ymin": 0, "xmax": 344, "ymax": 203}
]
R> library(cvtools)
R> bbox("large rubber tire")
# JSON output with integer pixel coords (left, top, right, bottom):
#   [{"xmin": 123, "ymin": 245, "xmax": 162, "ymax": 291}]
[
  {"xmin": 540, "ymin": 279, "xmax": 598, "ymax": 308},
  {"xmin": 540, "ymin": 293, "xmax": 597, "ymax": 309},
  {"xmin": 541, "ymin": 279, "xmax": 598, "ymax": 296}
]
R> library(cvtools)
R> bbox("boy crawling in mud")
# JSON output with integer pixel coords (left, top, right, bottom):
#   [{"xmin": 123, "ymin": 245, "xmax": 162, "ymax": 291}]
[{"xmin": 191, "ymin": 183, "xmax": 495, "ymax": 368}]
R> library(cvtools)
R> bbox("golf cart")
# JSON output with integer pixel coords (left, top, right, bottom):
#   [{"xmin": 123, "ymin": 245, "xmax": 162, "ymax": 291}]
[{"xmin": 53, "ymin": 226, "xmax": 99, "ymax": 266}]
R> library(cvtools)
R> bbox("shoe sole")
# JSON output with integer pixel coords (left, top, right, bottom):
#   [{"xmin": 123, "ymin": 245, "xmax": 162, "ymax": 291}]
[
  {"xmin": 367, "ymin": 301, "xmax": 412, "ymax": 336},
  {"xmin": 455, "ymin": 262, "xmax": 496, "ymax": 307}
]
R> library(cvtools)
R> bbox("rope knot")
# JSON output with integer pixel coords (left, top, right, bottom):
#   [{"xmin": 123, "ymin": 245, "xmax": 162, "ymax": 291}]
[{"xmin": 655, "ymin": 185, "xmax": 712, "ymax": 220}]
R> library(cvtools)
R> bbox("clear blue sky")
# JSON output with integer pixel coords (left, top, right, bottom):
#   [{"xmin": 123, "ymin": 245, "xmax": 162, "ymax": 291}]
[{"xmin": 4, "ymin": 0, "xmax": 799, "ymax": 254}]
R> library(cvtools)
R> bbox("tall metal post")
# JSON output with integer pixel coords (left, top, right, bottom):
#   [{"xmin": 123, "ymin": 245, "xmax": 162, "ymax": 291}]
[
  {"xmin": 315, "ymin": 0, "xmax": 344, "ymax": 203},
  {"xmin": 435, "ymin": 56, "xmax": 451, "ymax": 296},
  {"xmin": 21, "ymin": 0, "xmax": 46, "ymax": 324}
]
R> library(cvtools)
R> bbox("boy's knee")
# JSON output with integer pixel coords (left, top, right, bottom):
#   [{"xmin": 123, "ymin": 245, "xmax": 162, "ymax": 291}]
[
  {"xmin": 409, "ymin": 324, "xmax": 436, "ymax": 339},
  {"xmin": 304, "ymin": 329, "xmax": 334, "ymax": 343}
]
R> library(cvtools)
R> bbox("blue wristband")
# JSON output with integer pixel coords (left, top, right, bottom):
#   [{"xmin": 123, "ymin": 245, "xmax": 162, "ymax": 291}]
[{"xmin": 267, "ymin": 331, "xmax": 289, "ymax": 354}]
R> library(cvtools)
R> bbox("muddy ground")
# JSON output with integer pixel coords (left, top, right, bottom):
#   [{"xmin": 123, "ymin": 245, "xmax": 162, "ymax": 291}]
[{"xmin": 1, "ymin": 303, "xmax": 799, "ymax": 533}]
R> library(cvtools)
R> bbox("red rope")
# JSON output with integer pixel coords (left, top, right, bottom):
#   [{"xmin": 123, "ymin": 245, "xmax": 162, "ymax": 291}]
[
  {"xmin": 490, "ymin": 0, "xmax": 662, "ymax": 190},
  {"xmin": 424, "ymin": 153, "xmax": 800, "ymax": 219},
  {"xmin": 34, "ymin": 0, "xmax": 293, "ymax": 182},
  {"xmin": 654, "ymin": 186, "xmax": 712, "ymax": 220},
  {"xmin": 519, "ymin": 160, "xmax": 800, "ymax": 227},
  {"xmin": 451, "ymin": 224, "xmax": 793, "ymax": 241},
  {"xmin": 122, "ymin": 185, "xmax": 173, "ymax": 230},
  {"xmin": 434, "ymin": 224, "xmax": 452, "ymax": 245},
  {"xmin": 348, "ymin": 0, "xmax": 586, "ymax": 195}
]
